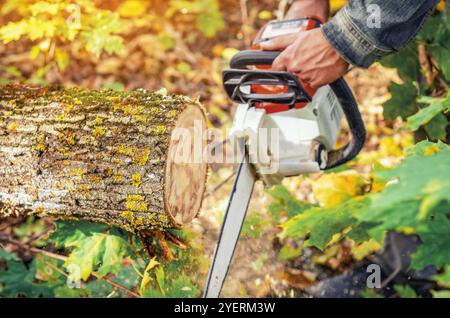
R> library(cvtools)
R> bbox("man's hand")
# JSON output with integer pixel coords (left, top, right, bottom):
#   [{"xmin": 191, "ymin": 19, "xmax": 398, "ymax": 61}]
[{"xmin": 260, "ymin": 28, "xmax": 349, "ymax": 89}]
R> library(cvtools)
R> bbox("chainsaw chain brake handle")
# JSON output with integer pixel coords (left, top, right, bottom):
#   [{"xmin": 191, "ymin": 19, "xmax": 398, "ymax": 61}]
[
  {"xmin": 223, "ymin": 50, "xmax": 366, "ymax": 169},
  {"xmin": 223, "ymin": 50, "xmax": 312, "ymax": 107}
]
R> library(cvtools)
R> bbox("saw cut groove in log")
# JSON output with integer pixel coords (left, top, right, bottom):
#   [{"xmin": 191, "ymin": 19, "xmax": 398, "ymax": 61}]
[{"xmin": 0, "ymin": 85, "xmax": 207, "ymax": 232}]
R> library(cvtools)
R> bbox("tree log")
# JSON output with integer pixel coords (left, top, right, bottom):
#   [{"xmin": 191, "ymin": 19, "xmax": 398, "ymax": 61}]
[{"xmin": 0, "ymin": 85, "xmax": 207, "ymax": 232}]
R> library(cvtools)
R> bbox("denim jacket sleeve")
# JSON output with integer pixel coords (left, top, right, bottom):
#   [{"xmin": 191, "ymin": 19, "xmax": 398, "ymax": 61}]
[{"xmin": 322, "ymin": 0, "xmax": 439, "ymax": 68}]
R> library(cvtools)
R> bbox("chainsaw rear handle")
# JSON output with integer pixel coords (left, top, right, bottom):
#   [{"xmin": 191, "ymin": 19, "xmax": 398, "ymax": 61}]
[
  {"xmin": 326, "ymin": 78, "xmax": 366, "ymax": 169},
  {"xmin": 227, "ymin": 50, "xmax": 366, "ymax": 169}
]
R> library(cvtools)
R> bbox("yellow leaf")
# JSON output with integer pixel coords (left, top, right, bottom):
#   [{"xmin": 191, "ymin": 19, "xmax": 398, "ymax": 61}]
[
  {"xmin": 312, "ymin": 171, "xmax": 366, "ymax": 208},
  {"xmin": 55, "ymin": 49, "xmax": 69, "ymax": 71},
  {"xmin": 351, "ymin": 239, "xmax": 382, "ymax": 261},
  {"xmin": 379, "ymin": 136, "xmax": 403, "ymax": 158},
  {"xmin": 118, "ymin": 0, "xmax": 148, "ymax": 18},
  {"xmin": 140, "ymin": 257, "xmax": 160, "ymax": 293},
  {"xmin": 222, "ymin": 48, "xmax": 239, "ymax": 62},
  {"xmin": 371, "ymin": 176, "xmax": 387, "ymax": 193},
  {"xmin": 30, "ymin": 45, "xmax": 40, "ymax": 59}
]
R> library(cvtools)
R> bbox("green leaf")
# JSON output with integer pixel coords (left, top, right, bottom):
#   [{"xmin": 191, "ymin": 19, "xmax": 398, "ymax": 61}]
[
  {"xmin": 363, "ymin": 147, "xmax": 450, "ymax": 224},
  {"xmin": 433, "ymin": 266, "xmax": 450, "ymax": 288},
  {"xmin": 405, "ymin": 140, "xmax": 448, "ymax": 157},
  {"xmin": 80, "ymin": 11, "xmax": 124, "ymax": 57},
  {"xmin": 53, "ymin": 284, "xmax": 91, "ymax": 298},
  {"xmin": 380, "ymin": 43, "xmax": 421, "ymax": 81},
  {"xmin": 0, "ymin": 259, "xmax": 53, "ymax": 297},
  {"xmin": 266, "ymin": 185, "xmax": 313, "ymax": 221},
  {"xmin": 360, "ymin": 288, "xmax": 384, "ymax": 298},
  {"xmin": 360, "ymin": 200, "xmax": 421, "ymax": 242},
  {"xmin": 394, "ymin": 285, "xmax": 418, "ymax": 298},
  {"xmin": 50, "ymin": 220, "xmax": 107, "ymax": 247},
  {"xmin": 424, "ymin": 112, "xmax": 448, "ymax": 141},
  {"xmin": 50, "ymin": 221, "xmax": 129, "ymax": 280},
  {"xmin": 407, "ymin": 93, "xmax": 450, "ymax": 131},
  {"xmin": 168, "ymin": 0, "xmax": 224, "ymax": 37},
  {"xmin": 196, "ymin": 10, "xmax": 224, "ymax": 38},
  {"xmin": 241, "ymin": 212, "xmax": 269, "ymax": 238},
  {"xmin": 155, "ymin": 266, "xmax": 166, "ymax": 293},
  {"xmin": 280, "ymin": 198, "xmax": 369, "ymax": 250},
  {"xmin": 432, "ymin": 290, "xmax": 450, "ymax": 298},
  {"xmin": 34, "ymin": 254, "xmax": 62, "ymax": 282},
  {"xmin": 430, "ymin": 45, "xmax": 450, "ymax": 82},
  {"xmin": 278, "ymin": 245, "xmax": 302, "ymax": 261},
  {"xmin": 383, "ymin": 81, "xmax": 418, "ymax": 121},
  {"xmin": 0, "ymin": 248, "xmax": 19, "ymax": 262},
  {"xmin": 142, "ymin": 275, "xmax": 199, "ymax": 298},
  {"xmin": 411, "ymin": 213, "xmax": 450, "ymax": 270},
  {"xmin": 96, "ymin": 234, "xmax": 129, "ymax": 277}
]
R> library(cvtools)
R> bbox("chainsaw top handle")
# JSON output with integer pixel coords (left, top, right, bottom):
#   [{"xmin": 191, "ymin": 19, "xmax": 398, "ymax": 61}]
[
  {"xmin": 223, "ymin": 50, "xmax": 366, "ymax": 169},
  {"xmin": 223, "ymin": 50, "xmax": 313, "ymax": 107},
  {"xmin": 229, "ymin": 50, "xmax": 281, "ymax": 69}
]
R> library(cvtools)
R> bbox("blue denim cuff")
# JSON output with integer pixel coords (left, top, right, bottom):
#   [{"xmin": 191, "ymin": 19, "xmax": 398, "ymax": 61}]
[{"xmin": 322, "ymin": 7, "xmax": 392, "ymax": 68}]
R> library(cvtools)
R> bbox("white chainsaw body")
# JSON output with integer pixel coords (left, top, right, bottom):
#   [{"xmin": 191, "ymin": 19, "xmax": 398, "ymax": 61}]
[{"xmin": 229, "ymin": 85, "xmax": 343, "ymax": 186}]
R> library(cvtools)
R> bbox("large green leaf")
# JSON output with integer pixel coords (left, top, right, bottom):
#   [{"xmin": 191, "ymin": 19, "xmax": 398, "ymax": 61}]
[
  {"xmin": 50, "ymin": 221, "xmax": 129, "ymax": 281},
  {"xmin": 379, "ymin": 43, "xmax": 421, "ymax": 81},
  {"xmin": 411, "ymin": 214, "xmax": 450, "ymax": 270},
  {"xmin": 0, "ymin": 257, "xmax": 53, "ymax": 297},
  {"xmin": 0, "ymin": 248, "xmax": 19, "ymax": 262},
  {"xmin": 141, "ymin": 275, "xmax": 200, "ymax": 298},
  {"xmin": 430, "ymin": 45, "xmax": 450, "ymax": 82},
  {"xmin": 383, "ymin": 81, "xmax": 418, "ymax": 121},
  {"xmin": 407, "ymin": 93, "xmax": 450, "ymax": 131},
  {"xmin": 394, "ymin": 285, "xmax": 418, "ymax": 298},
  {"xmin": 424, "ymin": 112, "xmax": 448, "ymax": 141},
  {"xmin": 281, "ymin": 142, "xmax": 450, "ymax": 270},
  {"xmin": 266, "ymin": 184, "xmax": 313, "ymax": 221},
  {"xmin": 364, "ymin": 146, "xmax": 450, "ymax": 221},
  {"xmin": 359, "ymin": 200, "xmax": 421, "ymax": 242},
  {"xmin": 359, "ymin": 144, "xmax": 450, "ymax": 269},
  {"xmin": 433, "ymin": 266, "xmax": 450, "ymax": 288},
  {"xmin": 280, "ymin": 198, "xmax": 369, "ymax": 250}
]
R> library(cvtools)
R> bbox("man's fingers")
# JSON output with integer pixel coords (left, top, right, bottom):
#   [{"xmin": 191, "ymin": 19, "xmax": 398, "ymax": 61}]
[
  {"xmin": 271, "ymin": 53, "xmax": 288, "ymax": 71},
  {"xmin": 260, "ymin": 33, "xmax": 298, "ymax": 51}
]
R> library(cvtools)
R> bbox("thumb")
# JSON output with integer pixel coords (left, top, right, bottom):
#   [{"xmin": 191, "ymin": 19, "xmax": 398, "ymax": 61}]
[{"xmin": 260, "ymin": 33, "xmax": 298, "ymax": 51}]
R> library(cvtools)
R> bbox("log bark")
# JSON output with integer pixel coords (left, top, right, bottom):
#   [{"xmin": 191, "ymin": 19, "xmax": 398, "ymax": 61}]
[{"xmin": 0, "ymin": 85, "xmax": 207, "ymax": 232}]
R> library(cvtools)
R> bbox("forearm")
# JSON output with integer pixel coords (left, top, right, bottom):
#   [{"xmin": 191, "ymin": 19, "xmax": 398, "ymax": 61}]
[{"xmin": 322, "ymin": 0, "xmax": 439, "ymax": 68}]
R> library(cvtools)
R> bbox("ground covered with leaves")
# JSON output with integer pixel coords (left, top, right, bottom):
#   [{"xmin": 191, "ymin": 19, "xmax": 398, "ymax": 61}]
[{"xmin": 1, "ymin": 0, "xmax": 450, "ymax": 298}]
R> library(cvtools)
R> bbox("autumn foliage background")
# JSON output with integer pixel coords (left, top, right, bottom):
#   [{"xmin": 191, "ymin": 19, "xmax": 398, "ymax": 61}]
[{"xmin": 0, "ymin": 0, "xmax": 450, "ymax": 298}]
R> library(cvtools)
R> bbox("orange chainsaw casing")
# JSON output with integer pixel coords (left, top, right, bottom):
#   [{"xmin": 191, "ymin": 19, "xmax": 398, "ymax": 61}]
[{"xmin": 250, "ymin": 17, "xmax": 323, "ymax": 114}]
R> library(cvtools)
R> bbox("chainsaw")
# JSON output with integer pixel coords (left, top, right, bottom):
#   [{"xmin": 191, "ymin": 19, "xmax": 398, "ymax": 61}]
[{"xmin": 203, "ymin": 17, "xmax": 366, "ymax": 298}]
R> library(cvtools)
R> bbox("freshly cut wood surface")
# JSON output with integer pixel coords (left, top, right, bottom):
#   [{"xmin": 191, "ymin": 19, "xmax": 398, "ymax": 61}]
[{"xmin": 0, "ymin": 85, "xmax": 207, "ymax": 232}]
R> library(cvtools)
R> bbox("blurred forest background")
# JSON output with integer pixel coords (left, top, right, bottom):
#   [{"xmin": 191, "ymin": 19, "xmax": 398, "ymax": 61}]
[{"xmin": 1, "ymin": 0, "xmax": 450, "ymax": 298}]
